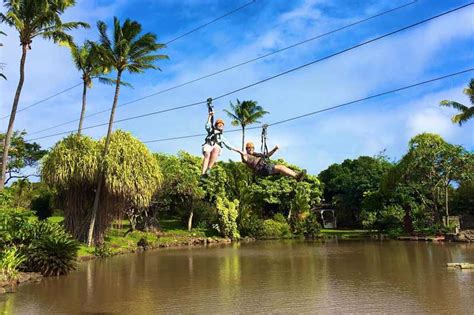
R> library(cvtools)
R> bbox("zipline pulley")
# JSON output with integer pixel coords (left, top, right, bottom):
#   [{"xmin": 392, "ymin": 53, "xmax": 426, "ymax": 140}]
[
  {"xmin": 207, "ymin": 97, "xmax": 214, "ymax": 126},
  {"xmin": 261, "ymin": 124, "xmax": 269, "ymax": 157}
]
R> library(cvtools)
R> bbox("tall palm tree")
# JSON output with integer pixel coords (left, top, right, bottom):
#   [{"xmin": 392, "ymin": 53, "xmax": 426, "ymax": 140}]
[
  {"xmin": 69, "ymin": 40, "xmax": 107, "ymax": 134},
  {"xmin": 87, "ymin": 17, "xmax": 168, "ymax": 246},
  {"xmin": 224, "ymin": 99, "xmax": 269, "ymax": 150},
  {"xmin": 0, "ymin": 0, "xmax": 89, "ymax": 190},
  {"xmin": 0, "ymin": 30, "xmax": 6, "ymax": 80},
  {"xmin": 440, "ymin": 79, "xmax": 474, "ymax": 126}
]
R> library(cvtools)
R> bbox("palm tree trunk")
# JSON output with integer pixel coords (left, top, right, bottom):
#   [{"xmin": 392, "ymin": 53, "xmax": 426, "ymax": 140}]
[
  {"xmin": 0, "ymin": 45, "xmax": 28, "ymax": 190},
  {"xmin": 445, "ymin": 183, "xmax": 449, "ymax": 227},
  {"xmin": 241, "ymin": 126, "xmax": 245, "ymax": 151},
  {"xmin": 87, "ymin": 71, "xmax": 122, "ymax": 246},
  {"xmin": 77, "ymin": 80, "xmax": 88, "ymax": 135}
]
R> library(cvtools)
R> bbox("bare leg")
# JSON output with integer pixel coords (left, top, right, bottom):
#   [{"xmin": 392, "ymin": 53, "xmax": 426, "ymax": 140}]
[
  {"xmin": 201, "ymin": 151, "xmax": 210, "ymax": 175},
  {"xmin": 208, "ymin": 147, "xmax": 221, "ymax": 170},
  {"xmin": 274, "ymin": 164, "xmax": 298, "ymax": 178}
]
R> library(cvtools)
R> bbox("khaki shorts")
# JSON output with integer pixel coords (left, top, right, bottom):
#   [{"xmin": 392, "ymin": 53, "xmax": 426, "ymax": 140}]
[{"xmin": 202, "ymin": 144, "xmax": 221, "ymax": 155}]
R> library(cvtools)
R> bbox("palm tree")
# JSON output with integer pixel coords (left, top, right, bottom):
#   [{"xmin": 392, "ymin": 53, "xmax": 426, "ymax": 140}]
[
  {"xmin": 87, "ymin": 17, "xmax": 168, "ymax": 246},
  {"xmin": 224, "ymin": 99, "xmax": 269, "ymax": 150},
  {"xmin": 69, "ymin": 40, "xmax": 107, "ymax": 134},
  {"xmin": 0, "ymin": 30, "xmax": 6, "ymax": 80},
  {"xmin": 0, "ymin": 0, "xmax": 89, "ymax": 190},
  {"xmin": 440, "ymin": 79, "xmax": 474, "ymax": 126}
]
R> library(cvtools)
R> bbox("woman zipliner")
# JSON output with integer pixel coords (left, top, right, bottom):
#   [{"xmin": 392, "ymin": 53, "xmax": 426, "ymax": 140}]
[
  {"xmin": 201, "ymin": 111, "xmax": 236, "ymax": 178},
  {"xmin": 233, "ymin": 142, "xmax": 306, "ymax": 181}
]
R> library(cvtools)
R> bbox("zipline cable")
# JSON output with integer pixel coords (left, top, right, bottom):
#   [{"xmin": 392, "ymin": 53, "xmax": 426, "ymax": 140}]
[
  {"xmin": 141, "ymin": 68, "xmax": 474, "ymax": 143},
  {"xmin": 1, "ymin": 0, "xmax": 258, "ymax": 121},
  {"xmin": 27, "ymin": 0, "xmax": 418, "ymax": 135},
  {"xmin": 0, "ymin": 83, "xmax": 83, "ymax": 120},
  {"xmin": 26, "ymin": 3, "xmax": 474, "ymax": 142},
  {"xmin": 165, "ymin": 0, "xmax": 257, "ymax": 45}
]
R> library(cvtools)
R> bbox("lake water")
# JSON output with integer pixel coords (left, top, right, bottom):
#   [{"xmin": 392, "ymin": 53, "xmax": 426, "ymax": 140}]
[{"xmin": 1, "ymin": 240, "xmax": 473, "ymax": 314}]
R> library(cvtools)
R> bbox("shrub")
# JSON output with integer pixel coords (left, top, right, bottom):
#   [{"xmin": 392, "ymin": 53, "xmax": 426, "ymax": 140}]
[
  {"xmin": 238, "ymin": 212, "xmax": 264, "ymax": 238},
  {"xmin": 93, "ymin": 243, "xmax": 113, "ymax": 258},
  {"xmin": 216, "ymin": 196, "xmax": 240, "ymax": 239},
  {"xmin": 0, "ymin": 247, "xmax": 26, "ymax": 282},
  {"xmin": 0, "ymin": 210, "xmax": 78, "ymax": 277},
  {"xmin": 302, "ymin": 212, "xmax": 321, "ymax": 239},
  {"xmin": 22, "ymin": 221, "xmax": 79, "ymax": 276},
  {"xmin": 260, "ymin": 215, "xmax": 292, "ymax": 239},
  {"xmin": 361, "ymin": 204, "xmax": 404, "ymax": 232}
]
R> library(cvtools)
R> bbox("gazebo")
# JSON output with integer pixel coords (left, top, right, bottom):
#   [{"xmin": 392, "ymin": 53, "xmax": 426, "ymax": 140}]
[{"xmin": 312, "ymin": 203, "xmax": 337, "ymax": 229}]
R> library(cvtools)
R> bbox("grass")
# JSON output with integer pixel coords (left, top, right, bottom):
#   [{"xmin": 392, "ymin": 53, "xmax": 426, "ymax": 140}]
[
  {"xmin": 77, "ymin": 218, "xmax": 222, "ymax": 258},
  {"xmin": 319, "ymin": 229, "xmax": 376, "ymax": 238}
]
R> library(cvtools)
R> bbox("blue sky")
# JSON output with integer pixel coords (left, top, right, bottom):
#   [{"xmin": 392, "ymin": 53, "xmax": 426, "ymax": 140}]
[{"xmin": 1, "ymin": 0, "xmax": 473, "ymax": 175}]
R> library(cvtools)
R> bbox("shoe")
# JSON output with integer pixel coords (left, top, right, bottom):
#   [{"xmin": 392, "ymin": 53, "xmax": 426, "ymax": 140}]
[{"xmin": 296, "ymin": 169, "xmax": 307, "ymax": 182}]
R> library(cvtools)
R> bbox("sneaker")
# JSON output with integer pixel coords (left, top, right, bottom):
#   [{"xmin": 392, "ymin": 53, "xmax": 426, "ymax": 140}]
[{"xmin": 296, "ymin": 169, "xmax": 307, "ymax": 182}]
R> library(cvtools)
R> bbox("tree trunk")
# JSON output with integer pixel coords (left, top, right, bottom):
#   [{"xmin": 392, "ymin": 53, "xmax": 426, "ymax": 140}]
[
  {"xmin": 77, "ymin": 80, "xmax": 88, "ymax": 135},
  {"xmin": 445, "ymin": 184, "xmax": 449, "ymax": 227},
  {"xmin": 241, "ymin": 126, "xmax": 245, "ymax": 151},
  {"xmin": 87, "ymin": 71, "xmax": 122, "ymax": 246},
  {"xmin": 403, "ymin": 205, "xmax": 414, "ymax": 235},
  {"xmin": 188, "ymin": 209, "xmax": 193, "ymax": 232},
  {"xmin": 0, "ymin": 44, "xmax": 28, "ymax": 190}
]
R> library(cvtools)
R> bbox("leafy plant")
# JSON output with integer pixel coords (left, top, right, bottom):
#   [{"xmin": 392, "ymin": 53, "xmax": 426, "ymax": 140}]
[
  {"xmin": 216, "ymin": 196, "xmax": 240, "ymax": 239},
  {"xmin": 22, "ymin": 221, "xmax": 79, "ymax": 276},
  {"xmin": 0, "ymin": 246, "xmax": 26, "ymax": 282}
]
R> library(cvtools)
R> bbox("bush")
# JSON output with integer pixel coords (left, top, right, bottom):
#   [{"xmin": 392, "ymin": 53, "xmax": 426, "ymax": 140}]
[
  {"xmin": 302, "ymin": 212, "xmax": 321, "ymax": 239},
  {"xmin": 0, "ymin": 246, "xmax": 26, "ymax": 282},
  {"xmin": 22, "ymin": 221, "xmax": 79, "ymax": 276},
  {"xmin": 361, "ymin": 204, "xmax": 404, "ymax": 232},
  {"xmin": 0, "ymin": 209, "xmax": 78, "ymax": 276},
  {"xmin": 238, "ymin": 212, "xmax": 264, "ymax": 238},
  {"xmin": 93, "ymin": 243, "xmax": 113, "ymax": 258},
  {"xmin": 260, "ymin": 215, "xmax": 292, "ymax": 239},
  {"xmin": 216, "ymin": 196, "xmax": 240, "ymax": 239}
]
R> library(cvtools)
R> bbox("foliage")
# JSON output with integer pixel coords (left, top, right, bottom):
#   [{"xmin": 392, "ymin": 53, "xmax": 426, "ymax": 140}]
[
  {"xmin": 22, "ymin": 221, "xmax": 79, "ymax": 276},
  {"xmin": 223, "ymin": 99, "xmax": 269, "ymax": 150},
  {"xmin": 361, "ymin": 204, "xmax": 404, "ymax": 233},
  {"xmin": 384, "ymin": 133, "xmax": 472, "ymax": 226},
  {"xmin": 93, "ymin": 243, "xmax": 113, "ymax": 258},
  {"xmin": 238, "ymin": 211, "xmax": 264, "ymax": 238},
  {"xmin": 0, "ymin": 209, "xmax": 78, "ymax": 276},
  {"xmin": 69, "ymin": 40, "xmax": 106, "ymax": 87},
  {"xmin": 0, "ymin": 131, "xmax": 47, "ymax": 185},
  {"xmin": 319, "ymin": 155, "xmax": 392, "ymax": 227},
  {"xmin": 215, "ymin": 196, "xmax": 240, "ymax": 239},
  {"xmin": 260, "ymin": 215, "xmax": 292, "ymax": 239},
  {"xmin": 440, "ymin": 78, "xmax": 474, "ymax": 125},
  {"xmin": 452, "ymin": 179, "xmax": 474, "ymax": 215},
  {"xmin": 42, "ymin": 132, "xmax": 162, "ymax": 242},
  {"xmin": 0, "ymin": 0, "xmax": 89, "ymax": 48},
  {"xmin": 0, "ymin": 246, "xmax": 26, "ymax": 282}
]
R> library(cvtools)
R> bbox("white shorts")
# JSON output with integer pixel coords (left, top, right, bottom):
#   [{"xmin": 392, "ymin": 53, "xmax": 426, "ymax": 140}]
[{"xmin": 202, "ymin": 144, "xmax": 221, "ymax": 155}]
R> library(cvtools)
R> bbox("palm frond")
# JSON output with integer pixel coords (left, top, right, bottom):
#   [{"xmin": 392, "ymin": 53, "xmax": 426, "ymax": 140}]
[
  {"xmin": 98, "ymin": 76, "xmax": 133, "ymax": 88},
  {"xmin": 439, "ymin": 100, "xmax": 468, "ymax": 112}
]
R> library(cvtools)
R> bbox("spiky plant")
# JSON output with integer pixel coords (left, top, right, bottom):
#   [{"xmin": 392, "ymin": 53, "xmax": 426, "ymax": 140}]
[
  {"xmin": 0, "ymin": 0, "xmax": 89, "ymax": 190},
  {"xmin": 22, "ymin": 221, "xmax": 79, "ymax": 276}
]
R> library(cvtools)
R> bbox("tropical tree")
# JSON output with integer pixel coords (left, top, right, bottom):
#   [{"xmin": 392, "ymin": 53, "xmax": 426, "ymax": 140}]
[
  {"xmin": 87, "ymin": 17, "xmax": 168, "ymax": 245},
  {"xmin": 42, "ymin": 131, "xmax": 162, "ymax": 243},
  {"xmin": 224, "ymin": 99, "xmax": 269, "ymax": 150},
  {"xmin": 0, "ymin": 131, "xmax": 47, "ymax": 185},
  {"xmin": 0, "ymin": 0, "xmax": 89, "ymax": 190},
  {"xmin": 68, "ymin": 41, "xmax": 106, "ymax": 134},
  {"xmin": 0, "ymin": 30, "xmax": 6, "ymax": 80},
  {"xmin": 440, "ymin": 79, "xmax": 474, "ymax": 125}
]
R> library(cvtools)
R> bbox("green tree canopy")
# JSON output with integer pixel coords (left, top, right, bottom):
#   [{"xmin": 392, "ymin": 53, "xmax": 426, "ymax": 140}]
[
  {"xmin": 319, "ymin": 156, "xmax": 392, "ymax": 227},
  {"xmin": 42, "ymin": 131, "xmax": 162, "ymax": 242}
]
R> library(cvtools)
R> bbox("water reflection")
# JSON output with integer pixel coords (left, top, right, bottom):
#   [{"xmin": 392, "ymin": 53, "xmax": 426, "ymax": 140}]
[{"xmin": 1, "ymin": 240, "xmax": 473, "ymax": 314}]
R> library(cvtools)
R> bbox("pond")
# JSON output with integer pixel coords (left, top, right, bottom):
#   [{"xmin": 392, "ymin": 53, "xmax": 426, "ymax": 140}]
[{"xmin": 1, "ymin": 240, "xmax": 473, "ymax": 314}]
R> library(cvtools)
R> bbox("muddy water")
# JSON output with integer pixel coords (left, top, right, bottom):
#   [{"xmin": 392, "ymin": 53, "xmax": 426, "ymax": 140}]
[{"xmin": 1, "ymin": 240, "xmax": 473, "ymax": 314}]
